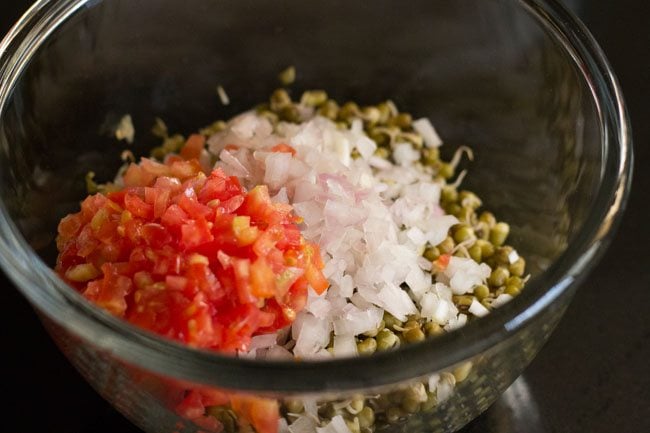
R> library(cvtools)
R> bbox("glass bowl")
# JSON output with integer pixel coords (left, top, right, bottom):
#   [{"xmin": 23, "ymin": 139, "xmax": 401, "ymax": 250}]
[{"xmin": 0, "ymin": 1, "xmax": 631, "ymax": 432}]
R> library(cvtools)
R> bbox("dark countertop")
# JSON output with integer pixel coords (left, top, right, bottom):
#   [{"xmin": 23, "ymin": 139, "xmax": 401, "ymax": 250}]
[{"xmin": 1, "ymin": 1, "xmax": 648, "ymax": 433}]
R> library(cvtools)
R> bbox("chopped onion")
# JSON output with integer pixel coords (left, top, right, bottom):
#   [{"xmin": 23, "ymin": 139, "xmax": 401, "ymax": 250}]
[
  {"xmin": 492, "ymin": 293, "xmax": 514, "ymax": 308},
  {"xmin": 333, "ymin": 334, "xmax": 358, "ymax": 357},
  {"xmin": 468, "ymin": 299, "xmax": 490, "ymax": 317},
  {"xmin": 205, "ymin": 111, "xmax": 507, "ymax": 363},
  {"xmin": 413, "ymin": 118, "xmax": 443, "ymax": 148},
  {"xmin": 249, "ymin": 333, "xmax": 278, "ymax": 350},
  {"xmin": 508, "ymin": 249, "xmax": 520, "ymax": 264}
]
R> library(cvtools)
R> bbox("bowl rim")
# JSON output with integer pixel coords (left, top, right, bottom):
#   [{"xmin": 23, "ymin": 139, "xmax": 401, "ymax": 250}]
[{"xmin": 0, "ymin": 0, "xmax": 633, "ymax": 393}]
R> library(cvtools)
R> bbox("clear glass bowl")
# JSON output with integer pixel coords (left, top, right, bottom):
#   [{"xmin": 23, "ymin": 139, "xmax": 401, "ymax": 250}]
[{"xmin": 0, "ymin": 1, "xmax": 631, "ymax": 432}]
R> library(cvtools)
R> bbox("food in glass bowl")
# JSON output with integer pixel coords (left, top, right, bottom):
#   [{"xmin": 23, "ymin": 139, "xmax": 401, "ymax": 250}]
[
  {"xmin": 55, "ymin": 81, "xmax": 529, "ymax": 433},
  {"xmin": 0, "ymin": 1, "xmax": 631, "ymax": 433}
]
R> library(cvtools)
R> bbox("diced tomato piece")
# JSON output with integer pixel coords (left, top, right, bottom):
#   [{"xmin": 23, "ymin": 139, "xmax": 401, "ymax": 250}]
[
  {"xmin": 176, "ymin": 391, "xmax": 207, "ymax": 420},
  {"xmin": 153, "ymin": 176, "xmax": 183, "ymax": 192},
  {"xmin": 232, "ymin": 259, "xmax": 254, "ymax": 304},
  {"xmin": 153, "ymin": 189, "xmax": 171, "ymax": 218},
  {"xmin": 166, "ymin": 275, "xmax": 188, "ymax": 291},
  {"xmin": 285, "ymin": 276, "xmax": 309, "ymax": 313},
  {"xmin": 124, "ymin": 193, "xmax": 154, "ymax": 219},
  {"xmin": 250, "ymin": 258, "xmax": 276, "ymax": 299},
  {"xmin": 274, "ymin": 267, "xmax": 304, "ymax": 299},
  {"xmin": 141, "ymin": 223, "xmax": 172, "ymax": 249},
  {"xmin": 170, "ymin": 159, "xmax": 202, "ymax": 179},
  {"xmin": 239, "ymin": 185, "xmax": 273, "ymax": 223},
  {"xmin": 80, "ymin": 193, "xmax": 108, "ymax": 219},
  {"xmin": 198, "ymin": 177, "xmax": 226, "ymax": 203},
  {"xmin": 276, "ymin": 224, "xmax": 301, "ymax": 249},
  {"xmin": 57, "ymin": 214, "xmax": 83, "ymax": 242},
  {"xmin": 161, "ymin": 204, "xmax": 189, "ymax": 227},
  {"xmin": 75, "ymin": 226, "xmax": 100, "ymax": 257},
  {"xmin": 123, "ymin": 163, "xmax": 157, "ymax": 187},
  {"xmin": 220, "ymin": 195, "xmax": 245, "ymax": 214},
  {"xmin": 180, "ymin": 134, "xmax": 206, "ymax": 161},
  {"xmin": 252, "ymin": 225, "xmax": 283, "ymax": 257},
  {"xmin": 181, "ymin": 218, "xmax": 214, "ymax": 249},
  {"xmin": 140, "ymin": 158, "xmax": 171, "ymax": 177},
  {"xmin": 83, "ymin": 263, "xmax": 132, "ymax": 316},
  {"xmin": 178, "ymin": 194, "xmax": 213, "ymax": 220},
  {"xmin": 232, "ymin": 216, "xmax": 260, "ymax": 246},
  {"xmin": 230, "ymin": 396, "xmax": 280, "ymax": 433},
  {"xmin": 305, "ymin": 264, "xmax": 329, "ymax": 295},
  {"xmin": 165, "ymin": 154, "xmax": 183, "ymax": 165},
  {"xmin": 270, "ymin": 143, "xmax": 296, "ymax": 156}
]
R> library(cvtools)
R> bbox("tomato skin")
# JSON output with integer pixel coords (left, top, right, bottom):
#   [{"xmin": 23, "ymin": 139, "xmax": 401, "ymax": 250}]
[
  {"xmin": 433, "ymin": 253, "xmax": 451, "ymax": 272},
  {"xmin": 270, "ymin": 143, "xmax": 296, "ymax": 156},
  {"xmin": 56, "ymin": 158, "xmax": 327, "ymax": 354}
]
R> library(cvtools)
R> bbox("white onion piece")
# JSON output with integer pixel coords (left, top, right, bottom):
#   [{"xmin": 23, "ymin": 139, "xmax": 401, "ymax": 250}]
[
  {"xmin": 264, "ymin": 152, "xmax": 292, "ymax": 190},
  {"xmin": 413, "ymin": 118, "xmax": 443, "ymax": 148},
  {"xmin": 393, "ymin": 142, "xmax": 420, "ymax": 166},
  {"xmin": 469, "ymin": 299, "xmax": 490, "ymax": 317},
  {"xmin": 293, "ymin": 314, "xmax": 331, "ymax": 358},
  {"xmin": 218, "ymin": 149, "xmax": 250, "ymax": 178},
  {"xmin": 492, "ymin": 294, "xmax": 514, "ymax": 308},
  {"xmin": 271, "ymin": 187, "xmax": 289, "ymax": 204},
  {"xmin": 333, "ymin": 334, "xmax": 357, "ymax": 357},
  {"xmin": 249, "ymin": 333, "xmax": 278, "ymax": 350},
  {"xmin": 265, "ymin": 345, "xmax": 294, "ymax": 360},
  {"xmin": 444, "ymin": 257, "xmax": 491, "ymax": 295}
]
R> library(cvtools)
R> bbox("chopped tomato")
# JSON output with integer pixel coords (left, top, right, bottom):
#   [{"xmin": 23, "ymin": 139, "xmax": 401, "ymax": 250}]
[
  {"xmin": 57, "ymin": 141, "xmax": 326, "ymax": 433},
  {"xmin": 56, "ymin": 156, "xmax": 327, "ymax": 354},
  {"xmin": 231, "ymin": 395, "xmax": 279, "ymax": 433},
  {"xmin": 180, "ymin": 134, "xmax": 206, "ymax": 160},
  {"xmin": 177, "ymin": 390, "xmax": 279, "ymax": 433}
]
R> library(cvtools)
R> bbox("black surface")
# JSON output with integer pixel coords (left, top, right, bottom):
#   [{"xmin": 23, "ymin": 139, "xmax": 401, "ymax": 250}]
[{"xmin": 1, "ymin": 1, "xmax": 648, "ymax": 433}]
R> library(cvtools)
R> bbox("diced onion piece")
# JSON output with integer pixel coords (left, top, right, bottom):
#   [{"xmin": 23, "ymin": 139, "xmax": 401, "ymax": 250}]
[
  {"xmin": 492, "ymin": 294, "xmax": 514, "ymax": 308},
  {"xmin": 413, "ymin": 118, "xmax": 443, "ymax": 148},
  {"xmin": 468, "ymin": 299, "xmax": 490, "ymax": 317}
]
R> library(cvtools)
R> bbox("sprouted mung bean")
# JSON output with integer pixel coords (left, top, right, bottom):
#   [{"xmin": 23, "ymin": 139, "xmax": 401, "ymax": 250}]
[{"xmin": 59, "ymin": 74, "xmax": 528, "ymax": 433}]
